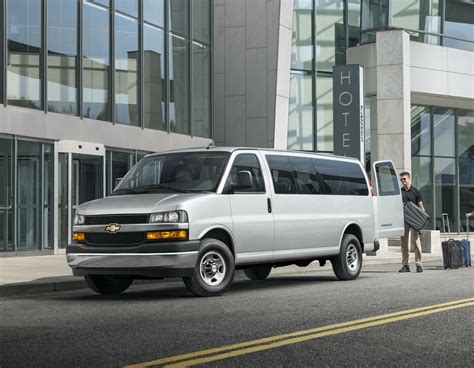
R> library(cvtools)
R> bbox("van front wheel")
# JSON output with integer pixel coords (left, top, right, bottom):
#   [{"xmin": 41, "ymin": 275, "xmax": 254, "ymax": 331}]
[
  {"xmin": 331, "ymin": 234, "xmax": 362, "ymax": 280},
  {"xmin": 183, "ymin": 238, "xmax": 235, "ymax": 297}
]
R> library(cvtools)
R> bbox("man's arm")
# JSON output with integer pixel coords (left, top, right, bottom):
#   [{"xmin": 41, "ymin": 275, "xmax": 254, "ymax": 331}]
[{"xmin": 418, "ymin": 201, "xmax": 425, "ymax": 211}]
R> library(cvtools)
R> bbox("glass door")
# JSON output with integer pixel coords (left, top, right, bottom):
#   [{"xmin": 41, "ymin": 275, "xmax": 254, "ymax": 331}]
[
  {"xmin": 0, "ymin": 138, "xmax": 14, "ymax": 252},
  {"xmin": 58, "ymin": 152, "xmax": 104, "ymax": 248}
]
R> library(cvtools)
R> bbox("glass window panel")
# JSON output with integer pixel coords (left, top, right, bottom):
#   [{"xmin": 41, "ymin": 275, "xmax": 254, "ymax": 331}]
[
  {"xmin": 315, "ymin": 0, "xmax": 344, "ymax": 71},
  {"xmin": 144, "ymin": 0, "xmax": 164, "ymax": 27},
  {"xmin": 87, "ymin": 0, "xmax": 109, "ymax": 7},
  {"xmin": 168, "ymin": 0, "xmax": 189, "ymax": 36},
  {"xmin": 115, "ymin": 12, "xmax": 139, "ymax": 126},
  {"xmin": 391, "ymin": 0, "xmax": 440, "ymax": 45},
  {"xmin": 434, "ymin": 157, "xmax": 457, "ymax": 232},
  {"xmin": 316, "ymin": 75, "xmax": 333, "ymax": 152},
  {"xmin": 411, "ymin": 105, "xmax": 431, "ymax": 156},
  {"xmin": 193, "ymin": 0, "xmax": 211, "ymax": 44},
  {"xmin": 58, "ymin": 153, "xmax": 68, "ymax": 249},
  {"xmin": 193, "ymin": 43, "xmax": 211, "ymax": 138},
  {"xmin": 47, "ymin": 0, "xmax": 77, "ymax": 115},
  {"xmin": 458, "ymin": 110, "xmax": 474, "ymax": 232},
  {"xmin": 43, "ymin": 144, "xmax": 54, "ymax": 249},
  {"xmin": 444, "ymin": 0, "xmax": 474, "ymax": 52},
  {"xmin": 144, "ymin": 24, "xmax": 166, "ymax": 131},
  {"xmin": 115, "ymin": 0, "xmax": 138, "ymax": 17},
  {"xmin": 348, "ymin": 0, "xmax": 361, "ymax": 47},
  {"xmin": 169, "ymin": 34, "xmax": 190, "ymax": 135},
  {"xmin": 0, "ymin": 138, "xmax": 14, "ymax": 252},
  {"xmin": 433, "ymin": 108, "xmax": 455, "ymax": 157},
  {"xmin": 106, "ymin": 150, "xmax": 134, "ymax": 195},
  {"xmin": 412, "ymin": 155, "xmax": 433, "ymax": 229},
  {"xmin": 7, "ymin": 0, "xmax": 42, "ymax": 109},
  {"xmin": 361, "ymin": 0, "xmax": 389, "ymax": 42},
  {"xmin": 291, "ymin": 0, "xmax": 313, "ymax": 71},
  {"xmin": 17, "ymin": 141, "xmax": 42, "ymax": 251},
  {"xmin": 288, "ymin": 73, "xmax": 314, "ymax": 151},
  {"xmin": 266, "ymin": 155, "xmax": 297, "ymax": 194},
  {"xmin": 83, "ymin": 1, "xmax": 110, "ymax": 121}
]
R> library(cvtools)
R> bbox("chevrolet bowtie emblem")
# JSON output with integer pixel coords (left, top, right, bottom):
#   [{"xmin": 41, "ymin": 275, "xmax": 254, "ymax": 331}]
[{"xmin": 105, "ymin": 223, "xmax": 121, "ymax": 233}]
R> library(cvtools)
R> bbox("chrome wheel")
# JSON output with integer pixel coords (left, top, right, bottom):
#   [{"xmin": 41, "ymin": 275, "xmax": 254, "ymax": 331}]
[
  {"xmin": 199, "ymin": 251, "xmax": 226, "ymax": 286},
  {"xmin": 346, "ymin": 243, "xmax": 359, "ymax": 272}
]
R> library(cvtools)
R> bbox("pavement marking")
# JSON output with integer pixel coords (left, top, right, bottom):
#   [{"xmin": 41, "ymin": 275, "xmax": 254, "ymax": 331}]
[{"xmin": 124, "ymin": 298, "xmax": 474, "ymax": 368}]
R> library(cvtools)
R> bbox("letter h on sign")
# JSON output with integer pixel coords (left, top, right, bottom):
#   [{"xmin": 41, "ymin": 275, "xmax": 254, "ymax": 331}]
[{"xmin": 332, "ymin": 65, "xmax": 365, "ymax": 165}]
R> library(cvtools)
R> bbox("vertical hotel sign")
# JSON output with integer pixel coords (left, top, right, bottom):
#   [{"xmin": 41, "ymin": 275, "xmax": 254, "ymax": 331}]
[{"xmin": 333, "ymin": 65, "xmax": 365, "ymax": 165}]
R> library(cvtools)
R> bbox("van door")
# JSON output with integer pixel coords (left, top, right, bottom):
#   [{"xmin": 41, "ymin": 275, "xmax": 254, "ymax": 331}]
[
  {"xmin": 372, "ymin": 161, "xmax": 404, "ymax": 238},
  {"xmin": 223, "ymin": 152, "xmax": 274, "ymax": 263}
]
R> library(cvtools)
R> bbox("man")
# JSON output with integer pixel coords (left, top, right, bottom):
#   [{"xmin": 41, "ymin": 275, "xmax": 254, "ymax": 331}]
[{"xmin": 399, "ymin": 172, "xmax": 425, "ymax": 273}]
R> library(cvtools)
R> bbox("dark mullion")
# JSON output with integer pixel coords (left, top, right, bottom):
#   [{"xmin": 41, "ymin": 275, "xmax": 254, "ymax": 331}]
[
  {"xmin": 1, "ymin": 0, "xmax": 4, "ymax": 105},
  {"xmin": 210, "ymin": 0, "xmax": 214, "ymax": 141},
  {"xmin": 440, "ymin": 0, "xmax": 445, "ymax": 46},
  {"xmin": 312, "ymin": 0, "xmax": 317, "ymax": 152},
  {"xmin": 139, "ymin": 0, "xmax": 144, "ymax": 129},
  {"xmin": 165, "ymin": 0, "xmax": 170, "ymax": 133},
  {"xmin": 454, "ymin": 109, "xmax": 460, "ymax": 233},
  {"xmin": 110, "ymin": 0, "xmax": 116, "ymax": 124},
  {"xmin": 430, "ymin": 106, "xmax": 436, "ymax": 231},
  {"xmin": 78, "ymin": 0, "xmax": 83, "ymax": 118},
  {"xmin": 343, "ymin": 0, "xmax": 349, "ymax": 51},
  {"xmin": 189, "ymin": 0, "xmax": 193, "ymax": 137},
  {"xmin": 42, "ymin": 0, "xmax": 47, "ymax": 112}
]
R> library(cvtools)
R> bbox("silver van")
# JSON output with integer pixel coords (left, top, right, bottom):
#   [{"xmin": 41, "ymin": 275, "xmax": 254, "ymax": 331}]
[{"xmin": 66, "ymin": 147, "xmax": 404, "ymax": 296}]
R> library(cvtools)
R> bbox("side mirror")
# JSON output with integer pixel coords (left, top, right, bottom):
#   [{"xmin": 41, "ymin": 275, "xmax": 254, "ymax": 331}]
[
  {"xmin": 114, "ymin": 177, "xmax": 123, "ymax": 189},
  {"xmin": 232, "ymin": 171, "xmax": 253, "ymax": 191}
]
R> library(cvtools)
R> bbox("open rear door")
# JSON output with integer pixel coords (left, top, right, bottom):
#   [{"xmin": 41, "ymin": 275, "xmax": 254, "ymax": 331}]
[{"xmin": 373, "ymin": 161, "xmax": 404, "ymax": 238}]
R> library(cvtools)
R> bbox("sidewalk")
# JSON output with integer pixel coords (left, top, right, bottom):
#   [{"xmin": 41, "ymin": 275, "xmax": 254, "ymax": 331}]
[{"xmin": 0, "ymin": 248, "xmax": 444, "ymax": 297}]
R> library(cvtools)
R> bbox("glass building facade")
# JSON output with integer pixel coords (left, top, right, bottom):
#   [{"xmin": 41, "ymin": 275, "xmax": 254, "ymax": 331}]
[
  {"xmin": 1, "ymin": 0, "xmax": 212, "ymax": 136},
  {"xmin": 0, "ymin": 0, "xmax": 212, "ymax": 254}
]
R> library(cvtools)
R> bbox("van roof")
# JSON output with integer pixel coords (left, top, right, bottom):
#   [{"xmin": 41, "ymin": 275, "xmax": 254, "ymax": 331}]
[{"xmin": 146, "ymin": 146, "xmax": 362, "ymax": 163}]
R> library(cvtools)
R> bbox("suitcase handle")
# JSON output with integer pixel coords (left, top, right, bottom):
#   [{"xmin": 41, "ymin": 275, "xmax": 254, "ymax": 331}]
[
  {"xmin": 467, "ymin": 217, "xmax": 470, "ymax": 242},
  {"xmin": 441, "ymin": 213, "xmax": 451, "ymax": 241}
]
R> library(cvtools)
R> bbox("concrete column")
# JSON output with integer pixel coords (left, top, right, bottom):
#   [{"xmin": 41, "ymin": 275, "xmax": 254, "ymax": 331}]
[{"xmin": 374, "ymin": 30, "xmax": 411, "ymax": 174}]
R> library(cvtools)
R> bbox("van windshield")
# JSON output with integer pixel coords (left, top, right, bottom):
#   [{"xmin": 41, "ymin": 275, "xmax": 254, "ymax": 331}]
[{"xmin": 113, "ymin": 151, "xmax": 231, "ymax": 195}]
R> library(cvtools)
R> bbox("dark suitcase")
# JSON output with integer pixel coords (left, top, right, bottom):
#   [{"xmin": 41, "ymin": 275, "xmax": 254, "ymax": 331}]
[
  {"xmin": 441, "ymin": 214, "xmax": 464, "ymax": 270},
  {"xmin": 403, "ymin": 201, "xmax": 430, "ymax": 232},
  {"xmin": 459, "ymin": 218, "xmax": 471, "ymax": 267}
]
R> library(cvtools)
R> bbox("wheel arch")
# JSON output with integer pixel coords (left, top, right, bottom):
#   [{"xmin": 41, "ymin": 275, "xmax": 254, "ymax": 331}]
[
  {"xmin": 339, "ymin": 222, "xmax": 364, "ymax": 252},
  {"xmin": 199, "ymin": 226, "xmax": 235, "ymax": 257}
]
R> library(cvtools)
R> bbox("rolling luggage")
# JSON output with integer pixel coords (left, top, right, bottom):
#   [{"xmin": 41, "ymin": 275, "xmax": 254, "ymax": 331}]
[
  {"xmin": 403, "ymin": 201, "xmax": 430, "ymax": 232},
  {"xmin": 441, "ymin": 214, "xmax": 463, "ymax": 270},
  {"xmin": 459, "ymin": 218, "xmax": 471, "ymax": 267}
]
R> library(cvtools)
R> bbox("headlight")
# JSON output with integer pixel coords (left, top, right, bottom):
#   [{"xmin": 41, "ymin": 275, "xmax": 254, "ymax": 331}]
[
  {"xmin": 74, "ymin": 214, "xmax": 85, "ymax": 225},
  {"xmin": 149, "ymin": 210, "xmax": 188, "ymax": 223}
]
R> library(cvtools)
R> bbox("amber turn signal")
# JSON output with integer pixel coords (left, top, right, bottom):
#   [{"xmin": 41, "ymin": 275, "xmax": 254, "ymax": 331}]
[
  {"xmin": 72, "ymin": 232, "xmax": 85, "ymax": 242},
  {"xmin": 146, "ymin": 230, "xmax": 188, "ymax": 240}
]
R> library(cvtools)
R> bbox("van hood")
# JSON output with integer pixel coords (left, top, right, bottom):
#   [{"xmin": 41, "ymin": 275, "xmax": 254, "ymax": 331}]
[{"xmin": 77, "ymin": 193, "xmax": 205, "ymax": 215}]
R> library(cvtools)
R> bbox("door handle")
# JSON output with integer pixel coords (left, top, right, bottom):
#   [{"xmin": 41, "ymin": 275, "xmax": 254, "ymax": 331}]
[{"xmin": 267, "ymin": 198, "xmax": 272, "ymax": 213}]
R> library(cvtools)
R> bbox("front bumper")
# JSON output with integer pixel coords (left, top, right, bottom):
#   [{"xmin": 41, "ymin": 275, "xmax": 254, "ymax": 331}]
[{"xmin": 66, "ymin": 240, "xmax": 200, "ymax": 278}]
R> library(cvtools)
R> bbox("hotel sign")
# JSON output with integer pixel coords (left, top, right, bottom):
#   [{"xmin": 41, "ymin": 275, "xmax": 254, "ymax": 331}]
[{"xmin": 333, "ymin": 65, "xmax": 365, "ymax": 165}]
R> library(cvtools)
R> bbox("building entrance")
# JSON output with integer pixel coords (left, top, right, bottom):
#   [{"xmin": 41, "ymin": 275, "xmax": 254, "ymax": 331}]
[
  {"xmin": 58, "ymin": 141, "xmax": 105, "ymax": 248},
  {"xmin": 0, "ymin": 138, "xmax": 14, "ymax": 252}
]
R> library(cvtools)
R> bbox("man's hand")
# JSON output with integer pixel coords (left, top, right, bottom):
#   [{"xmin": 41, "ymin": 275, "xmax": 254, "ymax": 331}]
[{"xmin": 467, "ymin": 212, "xmax": 472, "ymax": 218}]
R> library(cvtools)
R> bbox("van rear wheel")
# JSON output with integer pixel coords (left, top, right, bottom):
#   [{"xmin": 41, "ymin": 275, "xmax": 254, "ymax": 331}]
[
  {"xmin": 183, "ymin": 238, "xmax": 235, "ymax": 297},
  {"xmin": 244, "ymin": 265, "xmax": 272, "ymax": 280},
  {"xmin": 84, "ymin": 275, "xmax": 133, "ymax": 295},
  {"xmin": 331, "ymin": 234, "xmax": 362, "ymax": 280}
]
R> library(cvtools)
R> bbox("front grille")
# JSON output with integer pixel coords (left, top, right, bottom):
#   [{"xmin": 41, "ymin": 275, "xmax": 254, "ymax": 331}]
[
  {"xmin": 85, "ymin": 214, "xmax": 149, "ymax": 225},
  {"xmin": 85, "ymin": 232, "xmax": 146, "ymax": 246}
]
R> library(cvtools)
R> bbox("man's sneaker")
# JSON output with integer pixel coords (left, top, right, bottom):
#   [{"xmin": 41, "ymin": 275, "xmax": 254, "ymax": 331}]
[
  {"xmin": 416, "ymin": 265, "xmax": 423, "ymax": 273},
  {"xmin": 399, "ymin": 265, "xmax": 410, "ymax": 273}
]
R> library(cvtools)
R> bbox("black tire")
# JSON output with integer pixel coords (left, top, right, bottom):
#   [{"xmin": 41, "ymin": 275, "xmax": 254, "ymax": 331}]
[
  {"xmin": 331, "ymin": 234, "xmax": 362, "ymax": 281},
  {"xmin": 244, "ymin": 265, "xmax": 272, "ymax": 280},
  {"xmin": 183, "ymin": 238, "xmax": 235, "ymax": 297},
  {"xmin": 84, "ymin": 275, "xmax": 133, "ymax": 295}
]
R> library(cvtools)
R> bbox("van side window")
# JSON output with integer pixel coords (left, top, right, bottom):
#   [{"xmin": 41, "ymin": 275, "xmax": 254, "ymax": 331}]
[
  {"xmin": 312, "ymin": 159, "xmax": 369, "ymax": 196},
  {"xmin": 266, "ymin": 155, "xmax": 297, "ymax": 194},
  {"xmin": 227, "ymin": 154, "xmax": 265, "ymax": 193},
  {"xmin": 288, "ymin": 156, "xmax": 321, "ymax": 194},
  {"xmin": 374, "ymin": 162, "xmax": 400, "ymax": 196}
]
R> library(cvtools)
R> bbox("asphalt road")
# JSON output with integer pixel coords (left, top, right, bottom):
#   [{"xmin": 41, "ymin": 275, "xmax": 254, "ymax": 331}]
[{"xmin": 1, "ymin": 261, "xmax": 473, "ymax": 367}]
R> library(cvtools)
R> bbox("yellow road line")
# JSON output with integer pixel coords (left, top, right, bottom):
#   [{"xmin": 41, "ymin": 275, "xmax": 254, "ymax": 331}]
[{"xmin": 124, "ymin": 298, "xmax": 474, "ymax": 368}]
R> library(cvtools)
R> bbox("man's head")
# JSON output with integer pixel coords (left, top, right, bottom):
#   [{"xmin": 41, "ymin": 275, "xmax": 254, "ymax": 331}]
[{"xmin": 399, "ymin": 171, "xmax": 411, "ymax": 189}]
